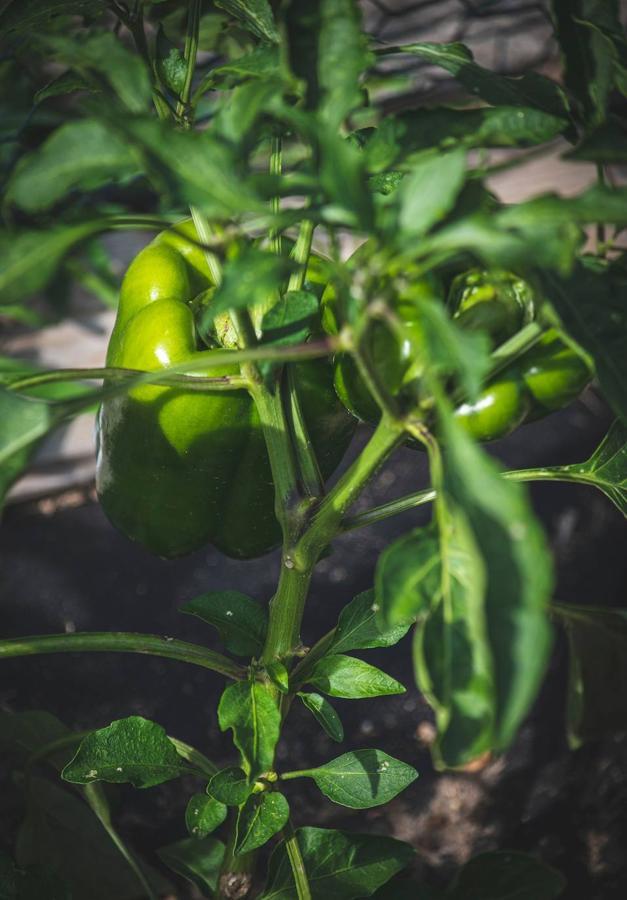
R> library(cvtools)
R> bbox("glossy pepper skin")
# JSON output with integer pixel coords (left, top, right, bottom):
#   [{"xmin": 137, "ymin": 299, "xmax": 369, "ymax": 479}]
[
  {"xmin": 323, "ymin": 260, "xmax": 591, "ymax": 443},
  {"xmin": 96, "ymin": 222, "xmax": 356, "ymax": 560}
]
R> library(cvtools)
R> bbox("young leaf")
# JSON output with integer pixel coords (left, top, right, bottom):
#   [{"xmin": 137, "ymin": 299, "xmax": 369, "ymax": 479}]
[
  {"xmin": 318, "ymin": 0, "xmax": 372, "ymax": 127},
  {"xmin": 180, "ymin": 590, "xmax": 268, "ymax": 657},
  {"xmin": 208, "ymin": 767, "xmax": 252, "ymax": 806},
  {"xmin": 235, "ymin": 792, "xmax": 289, "ymax": 855},
  {"xmin": 541, "ymin": 257, "xmax": 627, "ymax": 424},
  {"xmin": 307, "ymin": 655, "xmax": 405, "ymax": 699},
  {"xmin": 553, "ymin": 603, "xmax": 627, "ymax": 748},
  {"xmin": 396, "ymin": 42, "xmax": 569, "ymax": 119},
  {"xmin": 331, "ymin": 589, "xmax": 410, "ymax": 653},
  {"xmin": 261, "ymin": 827, "xmax": 415, "ymax": 900},
  {"xmin": 0, "ymin": 223, "xmax": 101, "ymax": 304},
  {"xmin": 155, "ymin": 26, "xmax": 186, "ymax": 96},
  {"xmin": 185, "ymin": 794, "xmax": 227, "ymax": 839},
  {"xmin": 214, "ymin": 0, "xmax": 278, "ymax": 43},
  {"xmin": 157, "ymin": 836, "xmax": 225, "ymax": 897},
  {"xmin": 266, "ymin": 661, "xmax": 289, "ymax": 694},
  {"xmin": 61, "ymin": 716, "xmax": 188, "ymax": 788},
  {"xmin": 297, "ymin": 693, "xmax": 344, "ymax": 743},
  {"xmin": 6, "ymin": 119, "xmax": 139, "ymax": 213},
  {"xmin": 438, "ymin": 409, "xmax": 554, "ymax": 755},
  {"xmin": 554, "ymin": 421, "xmax": 627, "ymax": 514},
  {"xmin": 448, "ymin": 850, "xmax": 566, "ymax": 900},
  {"xmin": 375, "ymin": 525, "xmax": 441, "ymax": 628},
  {"xmin": 286, "ymin": 749, "xmax": 418, "ymax": 810},
  {"xmin": 412, "ymin": 511, "xmax": 496, "ymax": 768},
  {"xmin": 218, "ymin": 681, "xmax": 281, "ymax": 778},
  {"xmin": 398, "ymin": 148, "xmax": 466, "ymax": 237}
]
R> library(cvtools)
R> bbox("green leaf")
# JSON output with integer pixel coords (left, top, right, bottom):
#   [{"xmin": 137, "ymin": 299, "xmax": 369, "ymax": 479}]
[
  {"xmin": 412, "ymin": 513, "xmax": 496, "ymax": 768},
  {"xmin": 448, "ymin": 850, "xmax": 566, "ymax": 899},
  {"xmin": 0, "ymin": 710, "xmax": 69, "ymax": 763},
  {"xmin": 6, "ymin": 120, "xmax": 139, "ymax": 213},
  {"xmin": 318, "ymin": 0, "xmax": 372, "ymax": 127},
  {"xmin": 34, "ymin": 70, "xmax": 96, "ymax": 104},
  {"xmin": 396, "ymin": 42, "xmax": 569, "ymax": 119},
  {"xmin": 541, "ymin": 257, "xmax": 627, "ymax": 423},
  {"xmin": 557, "ymin": 421, "xmax": 627, "ymax": 514},
  {"xmin": 181, "ymin": 590, "xmax": 268, "ymax": 657},
  {"xmin": 185, "ymin": 794, "xmax": 227, "ymax": 839},
  {"xmin": 565, "ymin": 117, "xmax": 627, "ymax": 162},
  {"xmin": 398, "ymin": 148, "xmax": 466, "ymax": 237},
  {"xmin": 235, "ymin": 792, "xmax": 289, "ymax": 855},
  {"xmin": 214, "ymin": 0, "xmax": 278, "ymax": 43},
  {"xmin": 218, "ymin": 681, "xmax": 281, "ymax": 778},
  {"xmin": 16, "ymin": 776, "xmax": 159, "ymax": 900},
  {"xmin": 297, "ymin": 693, "xmax": 344, "ymax": 743},
  {"xmin": 0, "ymin": 0, "xmax": 105, "ymax": 33},
  {"xmin": 0, "ymin": 223, "xmax": 101, "ymax": 305},
  {"xmin": 318, "ymin": 125, "xmax": 374, "ymax": 229},
  {"xmin": 554, "ymin": 603, "xmax": 627, "ymax": 748},
  {"xmin": 0, "ymin": 390, "xmax": 55, "ymax": 505},
  {"xmin": 331, "ymin": 589, "xmax": 410, "ymax": 653},
  {"xmin": 438, "ymin": 409, "xmax": 554, "ymax": 755},
  {"xmin": 47, "ymin": 32, "xmax": 151, "ymax": 113},
  {"xmin": 288, "ymin": 749, "xmax": 418, "ymax": 809},
  {"xmin": 209, "ymin": 46, "xmax": 281, "ymax": 84},
  {"xmin": 365, "ymin": 106, "xmax": 567, "ymax": 172},
  {"xmin": 157, "ymin": 836, "xmax": 225, "ymax": 897},
  {"xmin": 213, "ymin": 78, "xmax": 283, "ymax": 144},
  {"xmin": 202, "ymin": 247, "xmax": 294, "ymax": 328},
  {"xmin": 155, "ymin": 26, "xmax": 186, "ymax": 96},
  {"xmin": 61, "ymin": 716, "xmax": 188, "ymax": 788},
  {"xmin": 307, "ymin": 655, "xmax": 405, "ymax": 699},
  {"xmin": 266, "ymin": 661, "xmax": 289, "ymax": 694},
  {"xmin": 375, "ymin": 526, "xmax": 441, "ymax": 628},
  {"xmin": 261, "ymin": 290, "xmax": 319, "ymax": 347},
  {"xmin": 551, "ymin": 0, "xmax": 622, "ymax": 128},
  {"xmin": 261, "ymin": 827, "xmax": 415, "ymax": 900},
  {"xmin": 208, "ymin": 767, "xmax": 252, "ymax": 806}
]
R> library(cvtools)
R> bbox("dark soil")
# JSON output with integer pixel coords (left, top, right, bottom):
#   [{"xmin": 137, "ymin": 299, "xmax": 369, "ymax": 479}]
[{"xmin": 1, "ymin": 398, "xmax": 626, "ymax": 899}]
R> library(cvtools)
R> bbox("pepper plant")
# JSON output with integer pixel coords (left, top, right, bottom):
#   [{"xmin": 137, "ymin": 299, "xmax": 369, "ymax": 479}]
[{"xmin": 1, "ymin": 1, "xmax": 627, "ymax": 898}]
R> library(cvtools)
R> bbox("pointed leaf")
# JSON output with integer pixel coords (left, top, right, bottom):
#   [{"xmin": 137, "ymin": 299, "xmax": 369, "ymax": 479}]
[
  {"xmin": 297, "ymin": 693, "xmax": 344, "ymax": 743},
  {"xmin": 289, "ymin": 750, "xmax": 418, "ymax": 810},
  {"xmin": 398, "ymin": 148, "xmax": 466, "ymax": 237},
  {"xmin": 331, "ymin": 589, "xmax": 410, "ymax": 652},
  {"xmin": 61, "ymin": 716, "xmax": 188, "ymax": 788},
  {"xmin": 261, "ymin": 827, "xmax": 415, "ymax": 900},
  {"xmin": 214, "ymin": 0, "xmax": 278, "ymax": 43},
  {"xmin": 185, "ymin": 794, "xmax": 227, "ymax": 839},
  {"xmin": 375, "ymin": 526, "xmax": 441, "ymax": 628},
  {"xmin": 307, "ymin": 655, "xmax": 405, "ymax": 699},
  {"xmin": 181, "ymin": 591, "xmax": 267, "ymax": 657},
  {"xmin": 235, "ymin": 792, "xmax": 289, "ymax": 855},
  {"xmin": 218, "ymin": 681, "xmax": 280, "ymax": 778}
]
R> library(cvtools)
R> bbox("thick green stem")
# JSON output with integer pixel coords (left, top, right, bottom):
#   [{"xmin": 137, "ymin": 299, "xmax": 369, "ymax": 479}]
[
  {"xmin": 261, "ymin": 565, "xmax": 313, "ymax": 665},
  {"xmin": 8, "ymin": 368, "xmax": 247, "ymax": 393},
  {"xmin": 0, "ymin": 633, "xmax": 244, "ymax": 680},
  {"xmin": 177, "ymin": 0, "xmax": 201, "ymax": 124},
  {"xmin": 215, "ymin": 813, "xmax": 256, "ymax": 900},
  {"xmin": 283, "ymin": 821, "xmax": 312, "ymax": 900}
]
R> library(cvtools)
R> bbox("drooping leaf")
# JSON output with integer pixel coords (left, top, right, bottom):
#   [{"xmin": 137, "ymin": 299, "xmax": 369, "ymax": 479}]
[
  {"xmin": 289, "ymin": 750, "xmax": 418, "ymax": 810},
  {"xmin": 375, "ymin": 525, "xmax": 440, "ymax": 628},
  {"xmin": 218, "ymin": 681, "xmax": 281, "ymax": 778},
  {"xmin": 157, "ymin": 836, "xmax": 225, "ymax": 896},
  {"xmin": 448, "ymin": 850, "xmax": 566, "ymax": 899},
  {"xmin": 541, "ymin": 256, "xmax": 627, "ymax": 423},
  {"xmin": 553, "ymin": 603, "xmax": 627, "ymax": 747},
  {"xmin": 297, "ymin": 693, "xmax": 344, "ymax": 743},
  {"xmin": 394, "ymin": 42, "xmax": 569, "ymax": 119},
  {"xmin": 438, "ymin": 409, "xmax": 554, "ymax": 755},
  {"xmin": 214, "ymin": 0, "xmax": 278, "ymax": 43},
  {"xmin": 261, "ymin": 827, "xmax": 414, "ymax": 900},
  {"xmin": 208, "ymin": 767, "xmax": 252, "ymax": 807},
  {"xmin": 34, "ymin": 70, "xmax": 96, "ymax": 104},
  {"xmin": 317, "ymin": 0, "xmax": 372, "ymax": 127},
  {"xmin": 398, "ymin": 148, "xmax": 466, "ymax": 237},
  {"xmin": 185, "ymin": 794, "xmax": 228, "ymax": 839},
  {"xmin": 234, "ymin": 792, "xmax": 289, "ymax": 855},
  {"xmin": 62, "ymin": 716, "xmax": 189, "ymax": 788},
  {"xmin": 307, "ymin": 655, "xmax": 405, "ymax": 699},
  {"xmin": 6, "ymin": 120, "xmax": 139, "ymax": 213},
  {"xmin": 331, "ymin": 589, "xmax": 410, "ymax": 653},
  {"xmin": 181, "ymin": 590, "xmax": 268, "ymax": 657}
]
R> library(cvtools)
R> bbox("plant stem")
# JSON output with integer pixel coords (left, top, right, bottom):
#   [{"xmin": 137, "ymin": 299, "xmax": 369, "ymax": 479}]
[
  {"xmin": 215, "ymin": 813, "xmax": 256, "ymax": 900},
  {"xmin": 7, "ymin": 368, "xmax": 248, "ymax": 393},
  {"xmin": 270, "ymin": 134, "xmax": 283, "ymax": 255},
  {"xmin": 177, "ymin": 0, "xmax": 201, "ymax": 124},
  {"xmin": 288, "ymin": 219, "xmax": 314, "ymax": 292},
  {"xmin": 168, "ymin": 737, "xmax": 218, "ymax": 778},
  {"xmin": 283, "ymin": 820, "xmax": 312, "ymax": 900},
  {"xmin": 293, "ymin": 414, "xmax": 406, "ymax": 568},
  {"xmin": 289, "ymin": 629, "xmax": 337, "ymax": 689},
  {"xmin": 0, "ymin": 633, "xmax": 245, "ymax": 680},
  {"xmin": 261, "ymin": 565, "xmax": 313, "ymax": 665}
]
